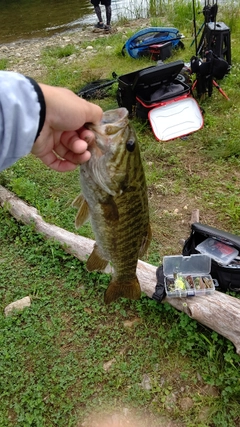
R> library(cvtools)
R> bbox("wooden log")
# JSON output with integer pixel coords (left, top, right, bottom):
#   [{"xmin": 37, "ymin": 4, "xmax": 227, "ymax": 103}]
[{"xmin": 1, "ymin": 185, "xmax": 240, "ymax": 354}]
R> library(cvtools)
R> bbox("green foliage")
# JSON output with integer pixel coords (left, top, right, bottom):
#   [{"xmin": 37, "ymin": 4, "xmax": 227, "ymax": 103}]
[
  {"xmin": 164, "ymin": 0, "xmax": 195, "ymax": 30},
  {"xmin": 0, "ymin": 58, "xmax": 8, "ymax": 70},
  {"xmin": 9, "ymin": 177, "xmax": 38, "ymax": 204},
  {"xmin": 42, "ymin": 44, "xmax": 78, "ymax": 59},
  {"xmin": 220, "ymin": 0, "xmax": 240, "ymax": 32},
  {"xmin": 40, "ymin": 44, "xmax": 82, "ymax": 89}
]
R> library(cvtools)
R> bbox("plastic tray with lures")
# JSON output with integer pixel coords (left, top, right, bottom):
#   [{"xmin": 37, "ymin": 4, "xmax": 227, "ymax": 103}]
[{"xmin": 163, "ymin": 254, "xmax": 218, "ymax": 297}]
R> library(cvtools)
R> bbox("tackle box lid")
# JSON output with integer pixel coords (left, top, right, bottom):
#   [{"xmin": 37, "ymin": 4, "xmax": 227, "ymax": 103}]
[
  {"xmin": 117, "ymin": 65, "xmax": 156, "ymax": 86},
  {"xmin": 148, "ymin": 96, "xmax": 203, "ymax": 141},
  {"xmin": 132, "ymin": 60, "xmax": 184, "ymax": 90},
  {"xmin": 163, "ymin": 254, "xmax": 211, "ymax": 277},
  {"xmin": 196, "ymin": 237, "xmax": 239, "ymax": 265}
]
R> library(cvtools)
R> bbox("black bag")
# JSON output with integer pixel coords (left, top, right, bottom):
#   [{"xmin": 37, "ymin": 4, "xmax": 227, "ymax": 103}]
[
  {"xmin": 182, "ymin": 223, "xmax": 240, "ymax": 293},
  {"xmin": 190, "ymin": 51, "xmax": 229, "ymax": 80}
]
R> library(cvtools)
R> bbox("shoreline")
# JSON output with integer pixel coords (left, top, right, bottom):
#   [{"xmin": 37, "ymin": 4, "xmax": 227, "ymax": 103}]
[
  {"xmin": 0, "ymin": 18, "xmax": 150, "ymax": 80},
  {"xmin": 0, "ymin": 24, "xmax": 95, "ymax": 48}
]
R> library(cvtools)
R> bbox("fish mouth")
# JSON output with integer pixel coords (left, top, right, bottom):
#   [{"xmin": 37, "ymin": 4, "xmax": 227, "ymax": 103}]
[
  {"xmin": 100, "ymin": 107, "xmax": 129, "ymax": 125},
  {"xmin": 86, "ymin": 108, "xmax": 129, "ymax": 153}
]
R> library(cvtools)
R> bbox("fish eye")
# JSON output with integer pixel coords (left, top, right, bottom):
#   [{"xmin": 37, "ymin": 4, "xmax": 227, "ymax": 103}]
[{"xmin": 126, "ymin": 139, "xmax": 135, "ymax": 152}]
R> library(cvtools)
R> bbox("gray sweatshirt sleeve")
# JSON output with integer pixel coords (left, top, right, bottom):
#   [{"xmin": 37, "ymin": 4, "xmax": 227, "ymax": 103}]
[{"xmin": 0, "ymin": 71, "xmax": 45, "ymax": 171}]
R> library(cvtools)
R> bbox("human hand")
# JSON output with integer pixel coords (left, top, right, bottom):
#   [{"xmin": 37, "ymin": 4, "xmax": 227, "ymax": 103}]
[{"xmin": 31, "ymin": 84, "xmax": 103, "ymax": 172}]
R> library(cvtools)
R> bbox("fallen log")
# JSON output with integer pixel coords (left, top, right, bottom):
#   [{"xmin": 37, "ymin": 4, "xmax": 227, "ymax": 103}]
[{"xmin": 1, "ymin": 184, "xmax": 240, "ymax": 354}]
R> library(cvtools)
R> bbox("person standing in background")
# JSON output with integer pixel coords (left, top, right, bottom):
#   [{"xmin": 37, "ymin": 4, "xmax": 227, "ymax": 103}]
[{"xmin": 91, "ymin": 0, "xmax": 112, "ymax": 30}]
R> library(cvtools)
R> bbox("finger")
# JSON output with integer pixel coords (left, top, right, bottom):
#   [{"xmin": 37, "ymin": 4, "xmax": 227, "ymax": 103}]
[
  {"xmin": 55, "ymin": 131, "xmax": 90, "ymax": 162},
  {"xmin": 77, "ymin": 128, "xmax": 96, "ymax": 144},
  {"xmin": 60, "ymin": 148, "xmax": 91, "ymax": 165},
  {"xmin": 60, "ymin": 129, "xmax": 97, "ymax": 156},
  {"xmin": 37, "ymin": 150, "xmax": 91, "ymax": 172},
  {"xmin": 81, "ymin": 100, "xmax": 103, "ymax": 126}
]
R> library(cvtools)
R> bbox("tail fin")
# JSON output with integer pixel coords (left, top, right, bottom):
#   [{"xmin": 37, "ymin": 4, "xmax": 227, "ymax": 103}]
[{"xmin": 104, "ymin": 277, "xmax": 141, "ymax": 304}]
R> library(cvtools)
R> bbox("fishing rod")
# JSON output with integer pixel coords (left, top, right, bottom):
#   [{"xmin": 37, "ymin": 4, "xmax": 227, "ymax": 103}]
[
  {"xmin": 129, "ymin": 36, "xmax": 185, "ymax": 50},
  {"xmin": 196, "ymin": 0, "xmax": 218, "ymax": 57},
  {"xmin": 190, "ymin": 0, "xmax": 218, "ymax": 56},
  {"xmin": 192, "ymin": 0, "xmax": 198, "ymax": 55}
]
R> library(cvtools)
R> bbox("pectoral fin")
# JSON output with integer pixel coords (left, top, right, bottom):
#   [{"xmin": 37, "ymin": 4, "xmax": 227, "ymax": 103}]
[
  {"xmin": 86, "ymin": 244, "xmax": 109, "ymax": 272},
  {"xmin": 72, "ymin": 194, "xmax": 90, "ymax": 228},
  {"xmin": 104, "ymin": 276, "xmax": 141, "ymax": 304}
]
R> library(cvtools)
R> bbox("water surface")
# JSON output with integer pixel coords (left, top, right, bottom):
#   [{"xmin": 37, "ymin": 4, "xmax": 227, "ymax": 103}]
[{"xmin": 0, "ymin": 0, "xmax": 149, "ymax": 44}]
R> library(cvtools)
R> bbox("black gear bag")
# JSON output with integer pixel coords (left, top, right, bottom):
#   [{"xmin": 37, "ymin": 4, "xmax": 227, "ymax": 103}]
[{"xmin": 182, "ymin": 222, "xmax": 240, "ymax": 293}]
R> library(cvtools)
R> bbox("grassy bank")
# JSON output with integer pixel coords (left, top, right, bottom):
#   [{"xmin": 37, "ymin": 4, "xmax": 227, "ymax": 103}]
[{"xmin": 0, "ymin": 1, "xmax": 240, "ymax": 426}]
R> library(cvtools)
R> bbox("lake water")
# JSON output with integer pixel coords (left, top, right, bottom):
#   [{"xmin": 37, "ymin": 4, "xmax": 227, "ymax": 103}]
[{"xmin": 0, "ymin": 0, "xmax": 151, "ymax": 44}]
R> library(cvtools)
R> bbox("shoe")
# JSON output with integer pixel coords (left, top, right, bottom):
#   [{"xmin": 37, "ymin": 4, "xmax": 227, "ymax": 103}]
[
  {"xmin": 94, "ymin": 22, "xmax": 104, "ymax": 29},
  {"xmin": 105, "ymin": 25, "xmax": 111, "ymax": 31}
]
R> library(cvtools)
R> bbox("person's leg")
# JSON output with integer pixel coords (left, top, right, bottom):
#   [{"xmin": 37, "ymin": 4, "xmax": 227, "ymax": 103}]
[
  {"xmin": 94, "ymin": 5, "xmax": 103, "ymax": 24},
  {"xmin": 91, "ymin": 0, "xmax": 104, "ymax": 28},
  {"xmin": 106, "ymin": 5, "xmax": 111, "ymax": 26},
  {"xmin": 102, "ymin": 0, "xmax": 111, "ymax": 29}
]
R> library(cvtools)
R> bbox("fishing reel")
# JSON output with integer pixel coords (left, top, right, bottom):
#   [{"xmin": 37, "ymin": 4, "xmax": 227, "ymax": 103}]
[{"xmin": 201, "ymin": 3, "xmax": 218, "ymax": 23}]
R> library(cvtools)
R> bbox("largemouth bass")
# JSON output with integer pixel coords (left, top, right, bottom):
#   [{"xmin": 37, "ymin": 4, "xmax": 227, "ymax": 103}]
[{"xmin": 72, "ymin": 107, "xmax": 151, "ymax": 304}]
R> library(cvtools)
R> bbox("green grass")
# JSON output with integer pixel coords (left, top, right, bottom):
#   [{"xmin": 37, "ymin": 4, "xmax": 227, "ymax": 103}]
[
  {"xmin": 1, "ymin": 1, "xmax": 240, "ymax": 426},
  {"xmin": 0, "ymin": 58, "xmax": 8, "ymax": 70},
  {"xmin": 0, "ymin": 221, "xmax": 239, "ymax": 426},
  {"xmin": 42, "ymin": 44, "xmax": 78, "ymax": 59}
]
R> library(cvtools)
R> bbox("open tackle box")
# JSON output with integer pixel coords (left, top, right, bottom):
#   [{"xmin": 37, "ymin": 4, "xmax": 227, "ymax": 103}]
[
  {"xmin": 117, "ymin": 60, "xmax": 203, "ymax": 141},
  {"xmin": 163, "ymin": 254, "xmax": 218, "ymax": 298},
  {"xmin": 117, "ymin": 60, "xmax": 187, "ymax": 117},
  {"xmin": 135, "ymin": 60, "xmax": 189, "ymax": 118}
]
